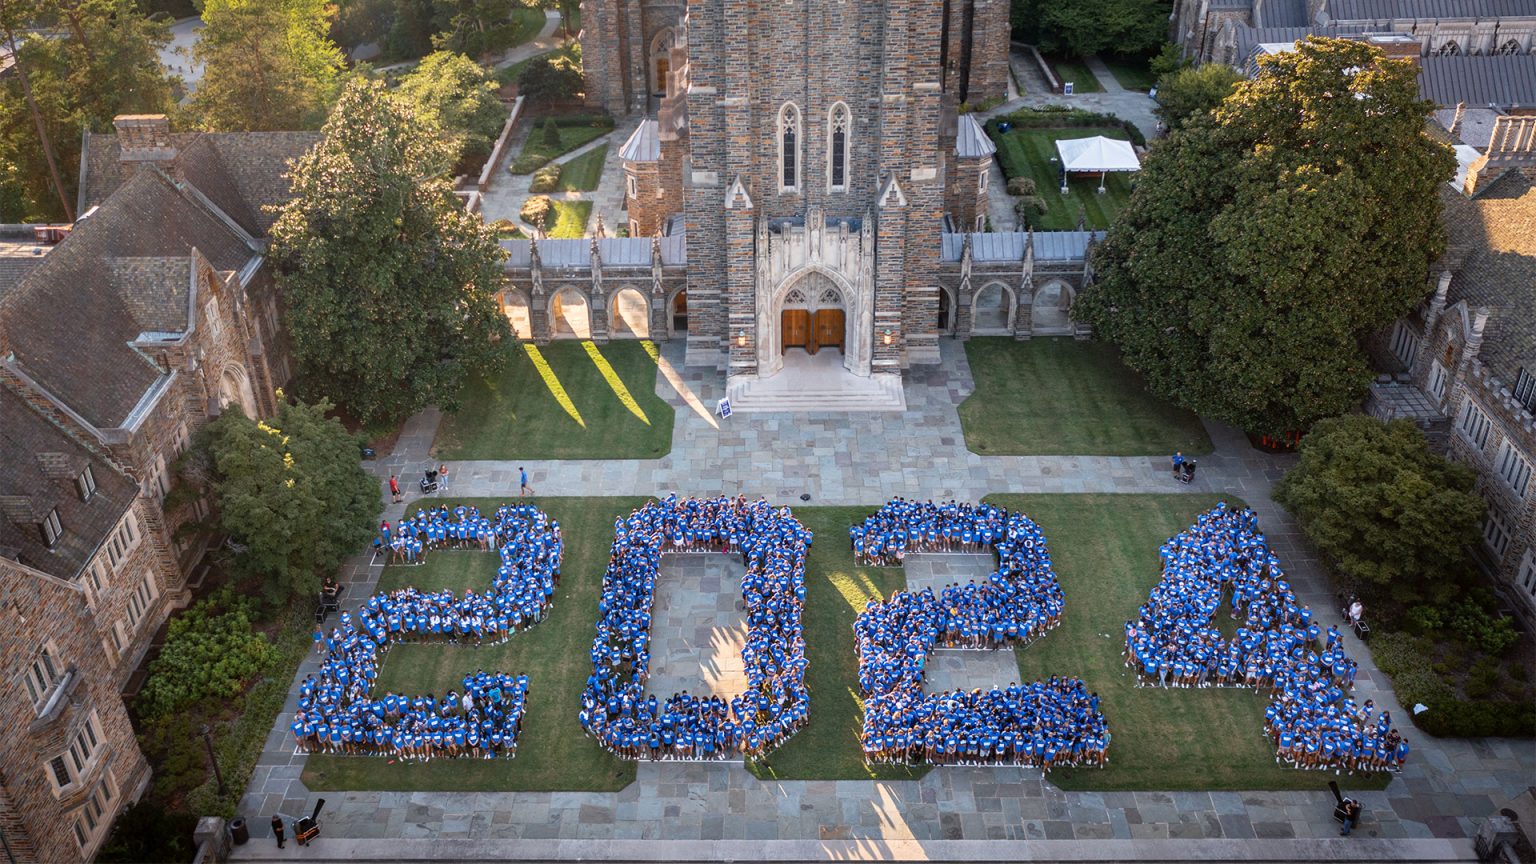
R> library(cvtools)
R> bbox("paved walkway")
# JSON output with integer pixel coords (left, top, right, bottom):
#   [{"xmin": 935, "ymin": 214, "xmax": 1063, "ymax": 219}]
[
  {"xmin": 985, "ymin": 47, "xmax": 1159, "ymax": 140},
  {"xmin": 231, "ymin": 340, "xmax": 1535, "ymax": 861}
]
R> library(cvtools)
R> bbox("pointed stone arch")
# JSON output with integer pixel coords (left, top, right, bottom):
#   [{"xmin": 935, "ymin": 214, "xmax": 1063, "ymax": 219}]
[
  {"xmin": 971, "ymin": 281, "xmax": 1015, "ymax": 335},
  {"xmin": 608, "ymin": 285, "xmax": 651, "ymax": 338},
  {"xmin": 1031, "ymin": 279, "xmax": 1075, "ymax": 335}
]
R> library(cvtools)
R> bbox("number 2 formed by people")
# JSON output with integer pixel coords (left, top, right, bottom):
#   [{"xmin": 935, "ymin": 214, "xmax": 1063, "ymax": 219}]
[
  {"xmin": 851, "ymin": 499, "xmax": 1110, "ymax": 769},
  {"xmin": 294, "ymin": 504, "xmax": 562, "ymax": 759}
]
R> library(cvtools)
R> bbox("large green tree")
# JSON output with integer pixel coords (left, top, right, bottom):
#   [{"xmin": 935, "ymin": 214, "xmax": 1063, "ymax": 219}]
[
  {"xmin": 202, "ymin": 398, "xmax": 382, "ymax": 601},
  {"xmin": 1274, "ymin": 415, "xmax": 1485, "ymax": 599},
  {"xmin": 270, "ymin": 79, "xmax": 508, "ymax": 425},
  {"xmin": 189, "ymin": 0, "xmax": 345, "ymax": 131},
  {"xmin": 0, "ymin": 0, "xmax": 173, "ymax": 220},
  {"xmin": 1076, "ymin": 38, "xmax": 1456, "ymax": 435},
  {"xmin": 1152, "ymin": 62, "xmax": 1241, "ymax": 129},
  {"xmin": 1012, "ymin": 0, "xmax": 1166, "ymax": 58},
  {"xmin": 396, "ymin": 50, "xmax": 505, "ymax": 165}
]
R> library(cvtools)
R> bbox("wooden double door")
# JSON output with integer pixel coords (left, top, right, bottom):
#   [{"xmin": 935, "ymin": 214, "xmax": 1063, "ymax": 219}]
[{"xmin": 782, "ymin": 308, "xmax": 845, "ymax": 355}]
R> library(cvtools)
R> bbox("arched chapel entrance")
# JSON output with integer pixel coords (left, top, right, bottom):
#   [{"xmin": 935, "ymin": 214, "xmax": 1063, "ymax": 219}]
[{"xmin": 778, "ymin": 273, "xmax": 847, "ymax": 356}]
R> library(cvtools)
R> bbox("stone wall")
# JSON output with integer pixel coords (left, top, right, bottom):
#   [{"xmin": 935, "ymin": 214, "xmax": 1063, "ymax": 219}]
[{"xmin": 0, "ymin": 559, "xmax": 152, "ymax": 864}]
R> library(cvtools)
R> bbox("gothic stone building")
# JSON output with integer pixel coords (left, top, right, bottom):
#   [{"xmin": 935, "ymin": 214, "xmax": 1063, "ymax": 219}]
[
  {"xmin": 501, "ymin": 0, "xmax": 1097, "ymax": 408},
  {"xmin": 0, "ymin": 115, "xmax": 316, "ymax": 862},
  {"xmin": 1367, "ymin": 114, "xmax": 1536, "ymax": 624},
  {"xmin": 1174, "ymin": 0, "xmax": 1536, "ymax": 67}
]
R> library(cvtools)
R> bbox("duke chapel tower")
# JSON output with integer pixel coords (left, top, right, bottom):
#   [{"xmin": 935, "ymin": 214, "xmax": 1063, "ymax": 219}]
[{"xmin": 580, "ymin": 0, "xmax": 1009, "ymax": 398}]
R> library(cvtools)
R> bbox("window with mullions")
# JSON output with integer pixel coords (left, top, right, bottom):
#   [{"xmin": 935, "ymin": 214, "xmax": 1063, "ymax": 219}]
[
  {"xmin": 779, "ymin": 103, "xmax": 800, "ymax": 192},
  {"xmin": 827, "ymin": 103, "xmax": 849, "ymax": 191},
  {"xmin": 1514, "ymin": 368, "xmax": 1535, "ymax": 414}
]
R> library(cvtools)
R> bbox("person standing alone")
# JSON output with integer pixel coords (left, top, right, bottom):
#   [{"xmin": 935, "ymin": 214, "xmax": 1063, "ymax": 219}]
[
  {"xmin": 520, "ymin": 466, "xmax": 535, "ymax": 497},
  {"xmin": 271, "ymin": 815, "xmax": 286, "ymax": 848},
  {"xmin": 389, "ymin": 474, "xmax": 402, "ymax": 503}
]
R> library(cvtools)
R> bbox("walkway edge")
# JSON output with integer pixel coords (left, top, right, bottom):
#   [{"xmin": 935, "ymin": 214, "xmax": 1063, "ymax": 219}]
[{"xmin": 229, "ymin": 837, "xmax": 1475, "ymax": 862}]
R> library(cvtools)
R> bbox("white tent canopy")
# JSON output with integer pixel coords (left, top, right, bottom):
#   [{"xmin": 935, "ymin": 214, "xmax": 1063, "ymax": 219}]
[{"xmin": 1054, "ymin": 135, "xmax": 1140, "ymax": 192}]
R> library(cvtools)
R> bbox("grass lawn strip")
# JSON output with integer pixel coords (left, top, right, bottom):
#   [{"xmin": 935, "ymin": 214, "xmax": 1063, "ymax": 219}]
[
  {"xmin": 1101, "ymin": 53, "xmax": 1157, "ymax": 91},
  {"xmin": 513, "ymin": 123, "xmax": 612, "ymax": 171},
  {"xmin": 433, "ymin": 340, "xmax": 674, "ymax": 461},
  {"xmin": 989, "ymin": 493, "xmax": 1390, "ymax": 792},
  {"xmin": 302, "ymin": 497, "xmax": 651, "ymax": 793},
  {"xmin": 989, "ymin": 126, "xmax": 1133, "ymax": 229},
  {"xmin": 557, "ymin": 144, "xmax": 608, "ymax": 192},
  {"xmin": 958, "ymin": 338, "xmax": 1212, "ymax": 456},
  {"xmin": 545, "ymin": 199, "xmax": 592, "ymax": 238},
  {"xmin": 1046, "ymin": 56, "xmax": 1102, "ymax": 93}
]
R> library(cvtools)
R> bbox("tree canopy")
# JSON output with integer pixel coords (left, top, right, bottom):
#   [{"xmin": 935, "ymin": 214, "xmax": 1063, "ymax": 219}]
[
  {"xmin": 270, "ymin": 79, "xmax": 509, "ymax": 426},
  {"xmin": 1153, "ymin": 62, "xmax": 1241, "ymax": 129},
  {"xmin": 384, "ymin": 0, "xmax": 534, "ymax": 61},
  {"xmin": 201, "ymin": 397, "xmax": 381, "ymax": 601},
  {"xmin": 0, "ymin": 0, "xmax": 174, "ymax": 220},
  {"xmin": 517, "ymin": 49, "xmax": 583, "ymax": 103},
  {"xmin": 396, "ymin": 50, "xmax": 506, "ymax": 165},
  {"xmin": 189, "ymin": 0, "xmax": 346, "ymax": 131},
  {"xmin": 1076, "ymin": 38, "xmax": 1456, "ymax": 436},
  {"xmin": 1011, "ymin": 0, "xmax": 1166, "ymax": 58},
  {"xmin": 1274, "ymin": 415, "xmax": 1485, "ymax": 599}
]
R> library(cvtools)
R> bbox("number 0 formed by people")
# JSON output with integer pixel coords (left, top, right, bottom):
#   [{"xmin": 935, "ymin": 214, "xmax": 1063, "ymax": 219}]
[
  {"xmin": 294, "ymin": 504, "xmax": 563, "ymax": 759},
  {"xmin": 580, "ymin": 495, "xmax": 811, "ymax": 760},
  {"xmin": 852, "ymin": 500, "xmax": 1110, "ymax": 769}
]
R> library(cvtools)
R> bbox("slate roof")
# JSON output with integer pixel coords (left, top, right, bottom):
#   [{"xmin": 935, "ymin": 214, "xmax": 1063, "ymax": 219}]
[
  {"xmin": 956, "ymin": 115, "xmax": 996, "ymax": 159},
  {"xmin": 1439, "ymin": 171, "xmax": 1536, "ymax": 386},
  {"xmin": 0, "ymin": 168, "xmax": 256, "ymax": 429},
  {"xmin": 80, "ymin": 129, "xmax": 320, "ymax": 235},
  {"xmin": 1418, "ymin": 55, "xmax": 1536, "ymax": 109},
  {"xmin": 940, "ymin": 231, "xmax": 1106, "ymax": 262},
  {"xmin": 1325, "ymin": 0, "xmax": 1536, "ymax": 20},
  {"xmin": 619, "ymin": 119, "xmax": 660, "ymax": 162},
  {"xmin": 0, "ymin": 386, "xmax": 138, "ymax": 582},
  {"xmin": 1256, "ymin": 0, "xmax": 1311, "ymax": 27},
  {"xmin": 501, "ymin": 232, "xmax": 687, "ymax": 269}
]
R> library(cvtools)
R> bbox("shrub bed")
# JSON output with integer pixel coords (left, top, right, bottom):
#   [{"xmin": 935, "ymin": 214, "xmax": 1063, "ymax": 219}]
[{"xmin": 985, "ymin": 105, "xmax": 1146, "ymax": 147}]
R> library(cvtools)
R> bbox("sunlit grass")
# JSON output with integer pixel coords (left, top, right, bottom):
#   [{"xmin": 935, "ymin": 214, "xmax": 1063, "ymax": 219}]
[
  {"xmin": 524, "ymin": 343, "xmax": 584, "ymax": 427},
  {"xmin": 435, "ymin": 342, "xmax": 674, "ymax": 460},
  {"xmin": 582, "ymin": 341, "xmax": 649, "ymax": 425}
]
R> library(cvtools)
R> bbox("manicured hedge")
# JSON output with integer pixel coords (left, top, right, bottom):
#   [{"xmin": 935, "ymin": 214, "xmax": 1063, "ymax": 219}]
[{"xmin": 985, "ymin": 106, "xmax": 1147, "ymax": 147}]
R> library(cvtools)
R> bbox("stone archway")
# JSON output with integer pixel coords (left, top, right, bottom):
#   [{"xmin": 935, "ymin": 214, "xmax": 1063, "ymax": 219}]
[
  {"xmin": 549, "ymin": 287, "xmax": 591, "ymax": 339},
  {"xmin": 938, "ymin": 286, "xmax": 955, "ymax": 335},
  {"xmin": 500, "ymin": 290, "xmax": 532, "ymax": 339},
  {"xmin": 650, "ymin": 28, "xmax": 675, "ymax": 98},
  {"xmin": 218, "ymin": 363, "xmax": 256, "ymax": 416},
  {"xmin": 669, "ymin": 289, "xmax": 688, "ymax": 337},
  {"xmin": 767, "ymin": 269, "xmax": 857, "ymax": 374},
  {"xmin": 972, "ymin": 282, "xmax": 1015, "ymax": 334},
  {"xmin": 609, "ymin": 286, "xmax": 650, "ymax": 338},
  {"xmin": 1031, "ymin": 280, "xmax": 1074, "ymax": 335}
]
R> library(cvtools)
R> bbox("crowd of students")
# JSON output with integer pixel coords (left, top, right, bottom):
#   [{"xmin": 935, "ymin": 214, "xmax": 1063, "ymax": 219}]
[
  {"xmin": 291, "ymin": 504, "xmax": 564, "ymax": 760},
  {"xmin": 579, "ymin": 495, "xmax": 812, "ymax": 761},
  {"xmin": 851, "ymin": 499, "xmax": 1109, "ymax": 769},
  {"xmin": 1124, "ymin": 502, "xmax": 1407, "ymax": 773},
  {"xmin": 374, "ymin": 503, "xmax": 507, "ymax": 565}
]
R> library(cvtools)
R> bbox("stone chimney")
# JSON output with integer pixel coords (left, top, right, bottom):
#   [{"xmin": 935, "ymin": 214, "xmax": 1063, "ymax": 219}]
[
  {"xmin": 114, "ymin": 114, "xmax": 177, "ymax": 165},
  {"xmin": 1464, "ymin": 115, "xmax": 1536, "ymax": 196}
]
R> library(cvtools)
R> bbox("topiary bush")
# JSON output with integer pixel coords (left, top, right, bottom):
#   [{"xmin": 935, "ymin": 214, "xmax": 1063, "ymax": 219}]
[
  {"xmin": 1006, "ymin": 176, "xmax": 1037, "ymax": 196},
  {"xmin": 520, "ymin": 195, "xmax": 553, "ymax": 230}
]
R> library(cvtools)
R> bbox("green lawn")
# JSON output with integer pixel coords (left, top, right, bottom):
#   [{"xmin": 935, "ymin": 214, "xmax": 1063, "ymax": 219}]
[
  {"xmin": 959, "ymin": 338, "xmax": 1212, "ymax": 456},
  {"xmin": 302, "ymin": 496, "xmax": 651, "ymax": 793},
  {"xmin": 1046, "ymin": 56, "xmax": 1102, "ymax": 93},
  {"xmin": 433, "ymin": 340, "xmax": 674, "ymax": 460},
  {"xmin": 557, "ymin": 144, "xmax": 608, "ymax": 191},
  {"xmin": 989, "ymin": 125, "xmax": 1134, "ymax": 229},
  {"xmin": 1101, "ymin": 53, "xmax": 1158, "ymax": 91},
  {"xmin": 511, "ymin": 120, "xmax": 612, "ymax": 172},
  {"xmin": 545, "ymin": 199, "xmax": 591, "ymax": 237},
  {"xmin": 748, "ymin": 507, "xmax": 930, "ymax": 783},
  {"xmin": 989, "ymin": 493, "xmax": 1390, "ymax": 792}
]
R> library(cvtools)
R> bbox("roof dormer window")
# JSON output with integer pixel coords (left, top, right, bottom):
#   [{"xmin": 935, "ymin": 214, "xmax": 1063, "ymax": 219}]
[
  {"xmin": 76, "ymin": 465, "xmax": 96, "ymax": 501},
  {"xmin": 41, "ymin": 508, "xmax": 62, "ymax": 547}
]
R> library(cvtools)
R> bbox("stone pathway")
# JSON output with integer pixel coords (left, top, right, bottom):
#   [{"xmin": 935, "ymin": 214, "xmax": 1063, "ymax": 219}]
[
  {"xmin": 230, "ymin": 340, "xmax": 1536, "ymax": 862},
  {"xmin": 489, "ymin": 11, "xmax": 564, "ymax": 71}
]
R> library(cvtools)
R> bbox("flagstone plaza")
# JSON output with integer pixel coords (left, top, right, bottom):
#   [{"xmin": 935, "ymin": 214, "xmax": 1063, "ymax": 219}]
[{"xmin": 231, "ymin": 342, "xmax": 1535, "ymax": 861}]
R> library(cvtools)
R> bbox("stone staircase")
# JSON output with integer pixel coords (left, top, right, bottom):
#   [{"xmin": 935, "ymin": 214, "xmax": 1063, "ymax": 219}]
[{"xmin": 725, "ymin": 370, "xmax": 907, "ymax": 413}]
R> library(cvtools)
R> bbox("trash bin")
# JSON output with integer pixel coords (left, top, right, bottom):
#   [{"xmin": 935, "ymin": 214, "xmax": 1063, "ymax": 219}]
[{"xmin": 229, "ymin": 817, "xmax": 249, "ymax": 845}]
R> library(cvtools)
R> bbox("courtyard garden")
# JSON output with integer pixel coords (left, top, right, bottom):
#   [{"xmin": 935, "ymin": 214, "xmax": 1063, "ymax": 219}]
[
  {"xmin": 984, "ymin": 112, "xmax": 1138, "ymax": 230},
  {"xmin": 510, "ymin": 113, "xmax": 614, "ymax": 174},
  {"xmin": 1044, "ymin": 56, "xmax": 1102, "ymax": 93},
  {"xmin": 958, "ymin": 338, "xmax": 1212, "ymax": 456},
  {"xmin": 433, "ymin": 340, "xmax": 675, "ymax": 461},
  {"xmin": 304, "ymin": 493, "xmax": 1390, "ymax": 794}
]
